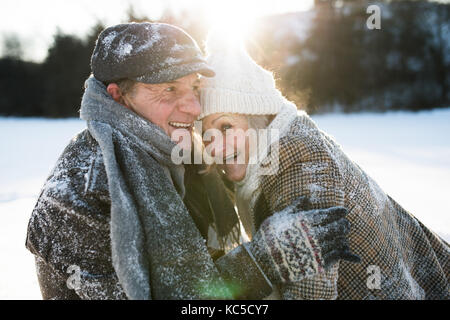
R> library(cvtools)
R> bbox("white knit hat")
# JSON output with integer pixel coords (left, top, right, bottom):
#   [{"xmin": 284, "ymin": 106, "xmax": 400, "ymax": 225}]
[{"xmin": 199, "ymin": 32, "xmax": 287, "ymax": 119}]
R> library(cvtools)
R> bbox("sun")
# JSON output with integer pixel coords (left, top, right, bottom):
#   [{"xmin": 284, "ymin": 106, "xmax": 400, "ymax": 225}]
[
  {"xmin": 202, "ymin": 0, "xmax": 261, "ymax": 43},
  {"xmin": 168, "ymin": 0, "xmax": 314, "ymax": 47}
]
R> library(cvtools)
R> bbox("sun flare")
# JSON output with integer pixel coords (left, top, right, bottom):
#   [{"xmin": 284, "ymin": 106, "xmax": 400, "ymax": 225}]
[{"xmin": 202, "ymin": 0, "xmax": 263, "ymax": 43}]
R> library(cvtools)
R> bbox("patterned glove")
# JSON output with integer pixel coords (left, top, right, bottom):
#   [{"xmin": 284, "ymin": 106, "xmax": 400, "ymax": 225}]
[{"xmin": 248, "ymin": 196, "xmax": 360, "ymax": 285}]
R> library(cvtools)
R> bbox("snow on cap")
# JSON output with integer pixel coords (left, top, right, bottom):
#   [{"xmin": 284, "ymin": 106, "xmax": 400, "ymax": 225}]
[{"xmin": 91, "ymin": 22, "xmax": 215, "ymax": 84}]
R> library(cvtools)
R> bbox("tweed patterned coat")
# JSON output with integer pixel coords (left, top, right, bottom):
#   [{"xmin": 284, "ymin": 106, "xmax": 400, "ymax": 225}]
[{"xmin": 253, "ymin": 111, "xmax": 450, "ymax": 300}]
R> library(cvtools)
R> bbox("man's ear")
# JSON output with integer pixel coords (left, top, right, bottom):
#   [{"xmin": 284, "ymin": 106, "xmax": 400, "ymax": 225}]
[{"xmin": 106, "ymin": 83, "xmax": 127, "ymax": 106}]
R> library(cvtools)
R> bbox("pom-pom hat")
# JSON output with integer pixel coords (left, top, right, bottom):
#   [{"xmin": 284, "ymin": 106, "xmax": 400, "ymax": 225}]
[{"xmin": 199, "ymin": 31, "xmax": 286, "ymax": 119}]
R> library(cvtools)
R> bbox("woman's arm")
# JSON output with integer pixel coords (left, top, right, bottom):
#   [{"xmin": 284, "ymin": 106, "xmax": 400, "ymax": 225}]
[
  {"xmin": 215, "ymin": 197, "xmax": 358, "ymax": 299},
  {"xmin": 214, "ymin": 119, "xmax": 359, "ymax": 300},
  {"xmin": 258, "ymin": 125, "xmax": 351, "ymax": 300}
]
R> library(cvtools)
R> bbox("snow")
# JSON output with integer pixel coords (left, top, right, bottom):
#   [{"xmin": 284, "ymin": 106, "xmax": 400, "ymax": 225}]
[
  {"xmin": 98, "ymin": 31, "xmax": 117, "ymax": 60},
  {"xmin": 0, "ymin": 118, "xmax": 86, "ymax": 300},
  {"xmin": 134, "ymin": 25, "xmax": 161, "ymax": 54},
  {"xmin": 102, "ymin": 31, "xmax": 117, "ymax": 49},
  {"xmin": 311, "ymin": 108, "xmax": 450, "ymax": 242},
  {"xmin": 164, "ymin": 57, "xmax": 182, "ymax": 65},
  {"xmin": 307, "ymin": 183, "xmax": 326, "ymax": 204},
  {"xmin": 118, "ymin": 42, "xmax": 133, "ymax": 58},
  {"xmin": 1, "ymin": 108, "xmax": 449, "ymax": 299}
]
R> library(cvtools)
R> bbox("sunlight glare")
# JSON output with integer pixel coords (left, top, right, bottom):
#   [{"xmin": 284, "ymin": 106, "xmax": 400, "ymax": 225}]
[{"xmin": 203, "ymin": 0, "xmax": 260, "ymax": 45}]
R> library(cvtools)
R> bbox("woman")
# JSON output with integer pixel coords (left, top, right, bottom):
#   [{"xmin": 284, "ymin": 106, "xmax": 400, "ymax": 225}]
[{"xmin": 199, "ymin": 37, "xmax": 450, "ymax": 300}]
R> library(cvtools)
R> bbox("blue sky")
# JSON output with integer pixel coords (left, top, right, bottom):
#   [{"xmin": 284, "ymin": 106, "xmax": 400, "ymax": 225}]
[{"xmin": 0, "ymin": 0, "xmax": 314, "ymax": 62}]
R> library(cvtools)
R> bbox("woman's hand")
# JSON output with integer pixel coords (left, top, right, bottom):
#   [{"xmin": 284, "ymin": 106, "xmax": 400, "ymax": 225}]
[{"xmin": 248, "ymin": 196, "xmax": 360, "ymax": 285}]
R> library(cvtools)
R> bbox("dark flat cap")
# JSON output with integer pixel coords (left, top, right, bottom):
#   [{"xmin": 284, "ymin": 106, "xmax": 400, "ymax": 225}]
[{"xmin": 91, "ymin": 22, "xmax": 215, "ymax": 84}]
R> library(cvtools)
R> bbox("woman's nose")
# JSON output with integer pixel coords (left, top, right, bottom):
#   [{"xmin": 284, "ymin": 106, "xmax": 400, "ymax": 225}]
[{"xmin": 205, "ymin": 135, "xmax": 226, "ymax": 159}]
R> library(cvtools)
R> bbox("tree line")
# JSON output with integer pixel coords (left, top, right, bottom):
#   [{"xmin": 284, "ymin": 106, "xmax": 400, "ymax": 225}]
[
  {"xmin": 0, "ymin": 0, "xmax": 448, "ymax": 117},
  {"xmin": 251, "ymin": 0, "xmax": 450, "ymax": 113}
]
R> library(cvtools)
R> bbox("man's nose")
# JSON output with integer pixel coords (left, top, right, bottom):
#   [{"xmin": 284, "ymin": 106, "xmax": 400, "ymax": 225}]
[{"xmin": 178, "ymin": 92, "xmax": 201, "ymax": 117}]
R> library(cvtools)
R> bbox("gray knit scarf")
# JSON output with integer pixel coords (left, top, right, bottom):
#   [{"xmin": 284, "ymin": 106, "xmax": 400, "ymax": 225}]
[{"xmin": 80, "ymin": 76, "xmax": 229, "ymax": 299}]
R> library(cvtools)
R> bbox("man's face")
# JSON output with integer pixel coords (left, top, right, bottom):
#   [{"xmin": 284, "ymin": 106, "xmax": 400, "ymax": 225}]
[{"xmin": 122, "ymin": 73, "xmax": 201, "ymax": 139}]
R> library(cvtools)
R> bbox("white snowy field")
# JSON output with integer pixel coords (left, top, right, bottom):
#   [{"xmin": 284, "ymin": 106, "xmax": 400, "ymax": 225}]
[{"xmin": 1, "ymin": 109, "xmax": 449, "ymax": 300}]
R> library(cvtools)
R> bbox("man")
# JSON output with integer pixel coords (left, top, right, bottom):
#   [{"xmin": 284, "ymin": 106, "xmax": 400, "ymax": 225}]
[
  {"xmin": 26, "ymin": 22, "xmax": 357, "ymax": 300},
  {"xmin": 26, "ymin": 22, "xmax": 229, "ymax": 300}
]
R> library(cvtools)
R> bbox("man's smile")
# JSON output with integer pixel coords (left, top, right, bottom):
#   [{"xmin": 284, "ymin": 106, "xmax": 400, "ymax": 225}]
[{"xmin": 169, "ymin": 121, "xmax": 194, "ymax": 129}]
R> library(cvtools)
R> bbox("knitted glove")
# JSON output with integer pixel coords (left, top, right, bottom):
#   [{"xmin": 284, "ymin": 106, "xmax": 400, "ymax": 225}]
[{"xmin": 247, "ymin": 197, "xmax": 360, "ymax": 285}]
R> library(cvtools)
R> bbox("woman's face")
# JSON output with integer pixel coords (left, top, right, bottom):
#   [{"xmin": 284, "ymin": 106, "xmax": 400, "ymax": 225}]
[{"xmin": 202, "ymin": 113, "xmax": 250, "ymax": 182}]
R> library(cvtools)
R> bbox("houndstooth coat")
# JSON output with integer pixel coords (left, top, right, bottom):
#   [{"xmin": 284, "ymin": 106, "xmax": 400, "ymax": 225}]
[{"xmin": 253, "ymin": 111, "xmax": 450, "ymax": 300}]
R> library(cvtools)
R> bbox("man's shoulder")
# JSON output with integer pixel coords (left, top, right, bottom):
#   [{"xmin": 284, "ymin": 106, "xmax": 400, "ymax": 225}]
[
  {"xmin": 26, "ymin": 129, "xmax": 112, "ymax": 271},
  {"xmin": 40, "ymin": 128, "xmax": 110, "ymax": 207},
  {"xmin": 59, "ymin": 129, "xmax": 101, "ymax": 167}
]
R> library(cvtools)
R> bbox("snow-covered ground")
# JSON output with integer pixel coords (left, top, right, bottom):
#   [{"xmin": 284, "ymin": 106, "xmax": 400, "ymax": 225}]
[{"xmin": 1, "ymin": 109, "xmax": 449, "ymax": 299}]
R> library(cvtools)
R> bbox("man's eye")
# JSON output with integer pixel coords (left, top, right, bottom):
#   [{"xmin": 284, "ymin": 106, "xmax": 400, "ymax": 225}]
[{"xmin": 165, "ymin": 86, "xmax": 176, "ymax": 92}]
